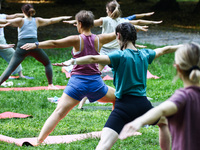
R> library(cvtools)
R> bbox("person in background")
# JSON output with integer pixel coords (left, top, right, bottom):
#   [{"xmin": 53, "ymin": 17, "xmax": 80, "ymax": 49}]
[
  {"xmin": 0, "ymin": 12, "xmax": 25, "ymax": 78},
  {"xmin": 119, "ymin": 42, "xmax": 200, "ymax": 150},
  {"xmin": 0, "ymin": 4, "xmax": 71, "ymax": 89}
]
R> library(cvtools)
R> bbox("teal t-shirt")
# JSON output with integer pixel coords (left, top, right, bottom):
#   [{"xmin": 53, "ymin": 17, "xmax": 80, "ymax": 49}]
[{"xmin": 108, "ymin": 48, "xmax": 156, "ymax": 99}]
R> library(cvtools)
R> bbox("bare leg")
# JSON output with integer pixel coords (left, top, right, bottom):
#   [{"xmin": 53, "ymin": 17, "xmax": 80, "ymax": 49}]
[
  {"xmin": 97, "ymin": 85, "xmax": 116, "ymax": 110},
  {"xmin": 78, "ymin": 97, "xmax": 88, "ymax": 109},
  {"xmin": 157, "ymin": 116, "xmax": 171, "ymax": 150},
  {"xmin": 96, "ymin": 127, "xmax": 118, "ymax": 150},
  {"xmin": 18, "ymin": 71, "xmax": 25, "ymax": 78},
  {"xmin": 36, "ymin": 93, "xmax": 80, "ymax": 145}
]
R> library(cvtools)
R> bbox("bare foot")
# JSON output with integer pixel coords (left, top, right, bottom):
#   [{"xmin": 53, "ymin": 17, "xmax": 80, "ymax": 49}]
[{"xmin": 48, "ymin": 85, "xmax": 59, "ymax": 90}]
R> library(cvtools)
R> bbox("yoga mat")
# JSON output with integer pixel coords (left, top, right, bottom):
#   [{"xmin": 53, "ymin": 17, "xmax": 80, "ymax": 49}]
[
  {"xmin": 0, "ymin": 131, "xmax": 141, "ymax": 146},
  {"xmin": 0, "ymin": 131, "xmax": 102, "ymax": 146},
  {"xmin": 0, "ymin": 112, "xmax": 32, "ymax": 119},
  {"xmin": 102, "ymin": 75, "xmax": 113, "ymax": 80},
  {"xmin": 0, "ymin": 85, "xmax": 66, "ymax": 91},
  {"xmin": 9, "ymin": 76, "xmax": 34, "ymax": 79}
]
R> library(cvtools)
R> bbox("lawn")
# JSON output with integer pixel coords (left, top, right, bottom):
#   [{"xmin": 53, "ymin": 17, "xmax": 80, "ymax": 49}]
[{"xmin": 0, "ymin": 44, "xmax": 183, "ymax": 149}]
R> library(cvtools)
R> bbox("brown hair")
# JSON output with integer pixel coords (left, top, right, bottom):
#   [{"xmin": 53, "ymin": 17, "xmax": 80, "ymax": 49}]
[
  {"xmin": 75, "ymin": 10, "xmax": 94, "ymax": 30},
  {"xmin": 175, "ymin": 43, "xmax": 200, "ymax": 83},
  {"xmin": 115, "ymin": 22, "xmax": 137, "ymax": 50},
  {"xmin": 106, "ymin": 0, "xmax": 121, "ymax": 19},
  {"xmin": 21, "ymin": 4, "xmax": 36, "ymax": 17}
]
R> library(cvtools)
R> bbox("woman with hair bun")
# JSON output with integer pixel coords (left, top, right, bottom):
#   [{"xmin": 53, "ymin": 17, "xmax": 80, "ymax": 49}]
[
  {"xmin": 0, "ymin": 4, "xmax": 71, "ymax": 89},
  {"xmin": 119, "ymin": 43, "xmax": 200, "ymax": 150}
]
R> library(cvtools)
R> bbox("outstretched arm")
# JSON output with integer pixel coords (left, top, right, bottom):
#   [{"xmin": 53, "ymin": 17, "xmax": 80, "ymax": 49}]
[
  {"xmin": 0, "ymin": 44, "xmax": 15, "ymax": 49},
  {"xmin": 134, "ymin": 25, "xmax": 148, "ymax": 32},
  {"xmin": 63, "ymin": 20, "xmax": 77, "ymax": 26},
  {"xmin": 135, "ymin": 12, "xmax": 154, "ymax": 19},
  {"xmin": 119, "ymin": 101, "xmax": 177, "ymax": 140},
  {"xmin": 36, "ymin": 16, "xmax": 72, "ymax": 27},
  {"xmin": 53, "ymin": 55, "xmax": 111, "ymax": 67},
  {"xmin": 0, "ymin": 18, "xmax": 23, "ymax": 27},
  {"xmin": 0, "ymin": 22, "xmax": 10, "ymax": 28},
  {"xmin": 129, "ymin": 19, "xmax": 162, "ymax": 25},
  {"xmin": 64, "ymin": 18, "xmax": 103, "ymax": 27},
  {"xmin": 94, "ymin": 18, "xmax": 103, "ymax": 27},
  {"xmin": 98, "ymin": 32, "xmax": 116, "ymax": 46},
  {"xmin": 20, "ymin": 35, "xmax": 79, "ymax": 50},
  {"xmin": 6, "ymin": 13, "xmax": 24, "ymax": 19},
  {"xmin": 154, "ymin": 44, "xmax": 183, "ymax": 59}
]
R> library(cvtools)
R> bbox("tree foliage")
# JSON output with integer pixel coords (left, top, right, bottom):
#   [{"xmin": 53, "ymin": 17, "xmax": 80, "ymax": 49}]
[{"xmin": 153, "ymin": 0, "xmax": 180, "ymax": 11}]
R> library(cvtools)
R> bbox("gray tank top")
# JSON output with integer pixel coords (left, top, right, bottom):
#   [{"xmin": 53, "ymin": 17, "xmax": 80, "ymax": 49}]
[{"xmin": 18, "ymin": 18, "xmax": 37, "ymax": 40}]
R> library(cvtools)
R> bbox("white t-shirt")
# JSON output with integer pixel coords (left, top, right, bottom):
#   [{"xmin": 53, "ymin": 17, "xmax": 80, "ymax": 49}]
[
  {"xmin": 0, "ymin": 14, "xmax": 6, "ymax": 37},
  {"xmin": 101, "ymin": 16, "xmax": 129, "ymax": 49}
]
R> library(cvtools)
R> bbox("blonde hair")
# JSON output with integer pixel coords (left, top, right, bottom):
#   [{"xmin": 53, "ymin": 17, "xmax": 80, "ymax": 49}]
[
  {"xmin": 106, "ymin": 0, "xmax": 121, "ymax": 19},
  {"xmin": 175, "ymin": 43, "xmax": 200, "ymax": 83}
]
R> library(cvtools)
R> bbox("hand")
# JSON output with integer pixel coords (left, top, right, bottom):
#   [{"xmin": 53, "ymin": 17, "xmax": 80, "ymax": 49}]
[
  {"xmin": 52, "ymin": 63, "xmax": 66, "ymax": 66},
  {"xmin": 152, "ymin": 20, "xmax": 162, "ymax": 24},
  {"xmin": 20, "ymin": 43, "xmax": 36, "ymax": 50},
  {"xmin": 63, "ymin": 16, "xmax": 72, "ymax": 20},
  {"xmin": 0, "ymin": 44, "xmax": 15, "ymax": 49},
  {"xmin": 135, "ymin": 25, "xmax": 148, "ymax": 32},
  {"xmin": 145, "ymin": 12, "xmax": 154, "ymax": 17},
  {"xmin": 52, "ymin": 59, "xmax": 74, "ymax": 67},
  {"xmin": 0, "ymin": 22, "xmax": 10, "ymax": 28},
  {"xmin": 118, "ymin": 121, "xmax": 142, "ymax": 140},
  {"xmin": 63, "ymin": 20, "xmax": 77, "ymax": 27}
]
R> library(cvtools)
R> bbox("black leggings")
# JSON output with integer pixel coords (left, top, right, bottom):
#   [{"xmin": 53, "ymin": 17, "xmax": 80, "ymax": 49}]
[
  {"xmin": 0, "ymin": 38, "xmax": 53, "ymax": 85},
  {"xmin": 104, "ymin": 94, "xmax": 153, "ymax": 134}
]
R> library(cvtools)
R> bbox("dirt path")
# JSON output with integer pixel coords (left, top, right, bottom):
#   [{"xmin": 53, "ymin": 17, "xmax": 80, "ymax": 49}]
[{"xmin": 137, "ymin": 27, "xmax": 200, "ymax": 46}]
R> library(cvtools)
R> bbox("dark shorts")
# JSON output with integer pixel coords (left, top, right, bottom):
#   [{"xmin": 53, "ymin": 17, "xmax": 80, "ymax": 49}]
[
  {"xmin": 104, "ymin": 94, "xmax": 154, "ymax": 134},
  {"xmin": 64, "ymin": 74, "xmax": 108, "ymax": 102}
]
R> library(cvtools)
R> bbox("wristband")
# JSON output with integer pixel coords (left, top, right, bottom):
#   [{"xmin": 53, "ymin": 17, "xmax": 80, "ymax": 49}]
[
  {"xmin": 73, "ymin": 58, "xmax": 77, "ymax": 65},
  {"xmin": 35, "ymin": 42, "xmax": 39, "ymax": 48}
]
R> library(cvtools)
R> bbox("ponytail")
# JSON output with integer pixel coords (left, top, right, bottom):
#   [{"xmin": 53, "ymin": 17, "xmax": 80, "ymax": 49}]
[
  {"xmin": 28, "ymin": 8, "xmax": 36, "ymax": 17},
  {"xmin": 189, "ymin": 66, "xmax": 200, "ymax": 83},
  {"xmin": 106, "ymin": 0, "xmax": 121, "ymax": 19}
]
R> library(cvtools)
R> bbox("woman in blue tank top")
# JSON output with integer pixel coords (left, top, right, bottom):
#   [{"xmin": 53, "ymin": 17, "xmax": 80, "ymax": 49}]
[
  {"xmin": 20, "ymin": 10, "xmax": 148, "ymax": 146},
  {"xmin": 0, "ymin": 4, "xmax": 71, "ymax": 89}
]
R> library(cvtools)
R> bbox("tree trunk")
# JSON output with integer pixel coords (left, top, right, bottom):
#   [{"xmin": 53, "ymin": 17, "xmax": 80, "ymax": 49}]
[{"xmin": 153, "ymin": 0, "xmax": 180, "ymax": 11}]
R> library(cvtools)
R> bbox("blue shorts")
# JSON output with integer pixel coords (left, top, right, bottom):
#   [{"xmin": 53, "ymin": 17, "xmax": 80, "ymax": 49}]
[{"xmin": 64, "ymin": 74, "xmax": 108, "ymax": 102}]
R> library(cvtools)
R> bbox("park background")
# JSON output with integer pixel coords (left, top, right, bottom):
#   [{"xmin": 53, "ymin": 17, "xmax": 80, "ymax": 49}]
[{"xmin": 0, "ymin": 0, "xmax": 200, "ymax": 149}]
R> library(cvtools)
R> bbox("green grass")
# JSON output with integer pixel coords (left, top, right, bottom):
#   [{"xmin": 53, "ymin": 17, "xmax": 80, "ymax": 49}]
[{"xmin": 0, "ymin": 44, "xmax": 183, "ymax": 149}]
